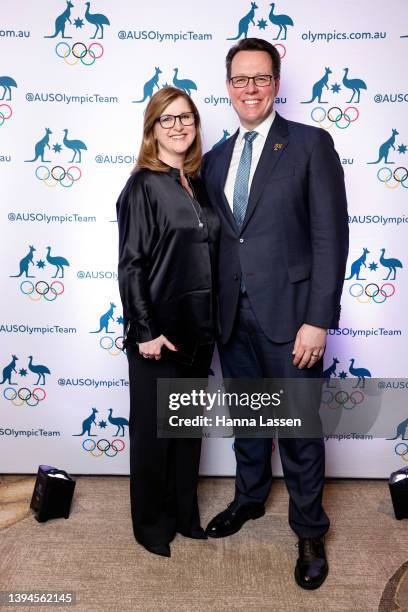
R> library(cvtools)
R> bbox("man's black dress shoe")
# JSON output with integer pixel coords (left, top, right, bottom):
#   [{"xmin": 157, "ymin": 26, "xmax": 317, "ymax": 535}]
[
  {"xmin": 294, "ymin": 537, "xmax": 328, "ymax": 590},
  {"xmin": 206, "ymin": 500, "xmax": 265, "ymax": 538},
  {"xmin": 143, "ymin": 543, "xmax": 171, "ymax": 558}
]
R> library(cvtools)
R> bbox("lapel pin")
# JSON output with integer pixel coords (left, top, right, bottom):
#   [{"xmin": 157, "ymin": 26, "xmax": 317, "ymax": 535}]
[{"xmin": 274, "ymin": 143, "xmax": 283, "ymax": 151}]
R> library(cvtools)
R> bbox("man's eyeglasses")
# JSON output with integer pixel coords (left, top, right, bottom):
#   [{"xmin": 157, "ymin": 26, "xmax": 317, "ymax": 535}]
[
  {"xmin": 157, "ymin": 112, "xmax": 196, "ymax": 129},
  {"xmin": 229, "ymin": 75, "xmax": 276, "ymax": 88}
]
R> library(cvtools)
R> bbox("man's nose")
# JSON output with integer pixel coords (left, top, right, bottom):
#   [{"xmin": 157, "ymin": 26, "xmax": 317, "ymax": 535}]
[{"xmin": 245, "ymin": 77, "xmax": 258, "ymax": 93}]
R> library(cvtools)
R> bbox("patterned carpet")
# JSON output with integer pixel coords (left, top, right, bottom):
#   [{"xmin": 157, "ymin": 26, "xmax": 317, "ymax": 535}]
[{"xmin": 0, "ymin": 475, "xmax": 407, "ymax": 611}]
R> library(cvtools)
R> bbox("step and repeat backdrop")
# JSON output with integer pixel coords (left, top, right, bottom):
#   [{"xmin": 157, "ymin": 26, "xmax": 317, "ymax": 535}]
[{"xmin": 1, "ymin": 1, "xmax": 407, "ymax": 476}]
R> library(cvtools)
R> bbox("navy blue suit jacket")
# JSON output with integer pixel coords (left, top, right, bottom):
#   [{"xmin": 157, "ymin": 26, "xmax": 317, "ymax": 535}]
[{"xmin": 202, "ymin": 112, "xmax": 349, "ymax": 344}]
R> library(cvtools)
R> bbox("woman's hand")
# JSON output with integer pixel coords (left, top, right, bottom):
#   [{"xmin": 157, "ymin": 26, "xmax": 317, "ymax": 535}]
[{"xmin": 138, "ymin": 335, "xmax": 177, "ymax": 361}]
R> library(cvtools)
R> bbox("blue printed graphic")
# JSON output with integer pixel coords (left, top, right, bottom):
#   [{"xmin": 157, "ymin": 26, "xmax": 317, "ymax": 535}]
[
  {"xmin": 344, "ymin": 247, "xmax": 403, "ymax": 303},
  {"xmin": 0, "ymin": 76, "xmax": 18, "ymax": 101},
  {"xmin": 10, "ymin": 244, "xmax": 70, "ymax": 301},
  {"xmin": 172, "ymin": 68, "xmax": 197, "ymax": 95},
  {"xmin": 367, "ymin": 128, "xmax": 407, "ymax": 188},
  {"xmin": 387, "ymin": 418, "xmax": 408, "ymax": 441},
  {"xmin": 90, "ymin": 303, "xmax": 124, "ymax": 357},
  {"xmin": 212, "ymin": 130, "xmax": 231, "ymax": 149},
  {"xmin": 342, "ymin": 68, "xmax": 367, "ymax": 103},
  {"xmin": 1, "ymin": 353, "xmax": 50, "ymax": 406},
  {"xmin": 349, "ymin": 359, "xmax": 371, "ymax": 388},
  {"xmin": 368, "ymin": 129, "xmax": 399, "ymax": 164},
  {"xmin": 84, "ymin": 2, "xmax": 110, "ymax": 39},
  {"xmin": 46, "ymin": 246, "xmax": 70, "ymax": 278},
  {"xmin": 73, "ymin": 407, "xmax": 128, "ymax": 458},
  {"xmin": 1, "ymin": 355, "xmax": 19, "ymax": 385},
  {"xmin": 90, "ymin": 302, "xmax": 116, "ymax": 334},
  {"xmin": 62, "ymin": 129, "xmax": 87, "ymax": 163},
  {"xmin": 44, "ymin": 1, "xmax": 74, "ymax": 39},
  {"xmin": 133, "ymin": 67, "xmax": 162, "ymax": 103},
  {"xmin": 227, "ymin": 2, "xmax": 258, "ymax": 40},
  {"xmin": 44, "ymin": 0, "xmax": 110, "ymax": 40},
  {"xmin": 44, "ymin": 1, "xmax": 109, "ymax": 67},
  {"xmin": 379, "ymin": 249, "xmax": 403, "ymax": 281},
  {"xmin": 28, "ymin": 355, "xmax": 51, "ymax": 385},
  {"xmin": 268, "ymin": 3, "xmax": 294, "ymax": 40},
  {"xmin": 302, "ymin": 67, "xmax": 332, "ymax": 104},
  {"xmin": 302, "ymin": 66, "xmax": 367, "ymax": 131},
  {"xmin": 25, "ymin": 128, "xmax": 86, "ymax": 187},
  {"xmin": 25, "ymin": 128, "xmax": 53, "ymax": 163}
]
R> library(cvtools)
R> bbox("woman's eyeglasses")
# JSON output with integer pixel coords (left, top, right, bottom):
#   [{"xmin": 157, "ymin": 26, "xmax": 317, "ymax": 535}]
[{"xmin": 157, "ymin": 112, "xmax": 196, "ymax": 129}]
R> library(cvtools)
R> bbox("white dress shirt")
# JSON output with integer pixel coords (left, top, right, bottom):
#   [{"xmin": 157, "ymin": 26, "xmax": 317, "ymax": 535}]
[{"xmin": 224, "ymin": 110, "xmax": 276, "ymax": 210}]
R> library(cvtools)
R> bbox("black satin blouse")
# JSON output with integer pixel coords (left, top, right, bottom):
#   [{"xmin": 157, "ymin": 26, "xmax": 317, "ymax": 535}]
[{"xmin": 116, "ymin": 166, "xmax": 220, "ymax": 346}]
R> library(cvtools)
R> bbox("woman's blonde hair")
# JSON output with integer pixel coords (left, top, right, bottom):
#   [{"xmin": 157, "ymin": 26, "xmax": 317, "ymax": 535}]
[{"xmin": 135, "ymin": 86, "xmax": 202, "ymax": 177}]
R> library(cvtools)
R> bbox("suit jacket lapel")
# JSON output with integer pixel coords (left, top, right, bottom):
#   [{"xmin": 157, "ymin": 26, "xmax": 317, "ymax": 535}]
[
  {"xmin": 241, "ymin": 113, "xmax": 289, "ymax": 233},
  {"xmin": 214, "ymin": 130, "xmax": 239, "ymax": 232}
]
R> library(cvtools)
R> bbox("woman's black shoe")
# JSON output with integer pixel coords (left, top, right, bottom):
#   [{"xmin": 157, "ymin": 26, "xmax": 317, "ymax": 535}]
[
  {"xmin": 178, "ymin": 527, "xmax": 208, "ymax": 539},
  {"xmin": 143, "ymin": 543, "xmax": 171, "ymax": 557}
]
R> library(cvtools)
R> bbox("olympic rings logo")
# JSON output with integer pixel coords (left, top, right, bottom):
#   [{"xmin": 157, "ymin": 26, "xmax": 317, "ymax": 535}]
[
  {"xmin": 311, "ymin": 106, "xmax": 359, "ymax": 130},
  {"xmin": 321, "ymin": 389, "xmax": 364, "ymax": 410},
  {"xmin": 376, "ymin": 166, "xmax": 408, "ymax": 189},
  {"xmin": 3, "ymin": 386, "xmax": 46, "ymax": 407},
  {"xmin": 19, "ymin": 280, "xmax": 65, "ymax": 302},
  {"xmin": 274, "ymin": 44, "xmax": 286, "ymax": 59},
  {"xmin": 0, "ymin": 104, "xmax": 12, "ymax": 127},
  {"xmin": 55, "ymin": 42, "xmax": 104, "ymax": 66},
  {"xmin": 348, "ymin": 282, "xmax": 395, "ymax": 304},
  {"xmin": 35, "ymin": 165, "xmax": 82, "ymax": 188},
  {"xmin": 99, "ymin": 336, "xmax": 125, "ymax": 357},
  {"xmin": 394, "ymin": 443, "xmax": 408, "ymax": 462},
  {"xmin": 82, "ymin": 438, "xmax": 126, "ymax": 457}
]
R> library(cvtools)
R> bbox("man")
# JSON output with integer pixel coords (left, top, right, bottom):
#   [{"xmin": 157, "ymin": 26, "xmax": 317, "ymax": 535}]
[{"xmin": 201, "ymin": 38, "xmax": 348, "ymax": 590}]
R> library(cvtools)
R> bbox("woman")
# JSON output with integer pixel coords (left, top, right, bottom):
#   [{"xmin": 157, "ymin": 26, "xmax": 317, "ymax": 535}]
[{"xmin": 116, "ymin": 87, "xmax": 219, "ymax": 557}]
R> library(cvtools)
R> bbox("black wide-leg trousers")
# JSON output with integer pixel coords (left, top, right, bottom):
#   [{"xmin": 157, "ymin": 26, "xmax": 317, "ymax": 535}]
[
  {"xmin": 219, "ymin": 293, "xmax": 330, "ymax": 539},
  {"xmin": 126, "ymin": 343, "xmax": 213, "ymax": 547}
]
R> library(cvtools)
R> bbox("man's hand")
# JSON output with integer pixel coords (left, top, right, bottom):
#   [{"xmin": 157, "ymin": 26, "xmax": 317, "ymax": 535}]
[
  {"xmin": 292, "ymin": 324, "xmax": 327, "ymax": 369},
  {"xmin": 138, "ymin": 335, "xmax": 177, "ymax": 361}
]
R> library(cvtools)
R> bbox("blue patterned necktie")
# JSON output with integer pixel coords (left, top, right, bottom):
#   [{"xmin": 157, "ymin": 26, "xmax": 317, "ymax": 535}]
[{"xmin": 232, "ymin": 130, "xmax": 258, "ymax": 227}]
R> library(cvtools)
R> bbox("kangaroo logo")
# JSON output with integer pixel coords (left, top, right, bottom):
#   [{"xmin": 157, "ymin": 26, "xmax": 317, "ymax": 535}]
[
  {"xmin": 387, "ymin": 418, "xmax": 408, "ymax": 441},
  {"xmin": 73, "ymin": 407, "xmax": 128, "ymax": 457},
  {"xmin": 322, "ymin": 357, "xmax": 339, "ymax": 388},
  {"xmin": 212, "ymin": 130, "xmax": 231, "ymax": 149},
  {"xmin": 0, "ymin": 355, "xmax": 18, "ymax": 385},
  {"xmin": 10, "ymin": 246, "xmax": 36, "ymax": 278},
  {"xmin": 268, "ymin": 3, "xmax": 294, "ymax": 40},
  {"xmin": 10, "ymin": 244, "xmax": 70, "ymax": 301},
  {"xmin": 91, "ymin": 303, "xmax": 116, "ymax": 333},
  {"xmin": 302, "ymin": 68, "xmax": 332, "ymax": 104},
  {"xmin": 44, "ymin": 0, "xmax": 74, "ymax": 39},
  {"xmin": 368, "ymin": 129, "xmax": 399, "ymax": 164},
  {"xmin": 133, "ymin": 67, "xmax": 162, "ymax": 103},
  {"xmin": 1, "ymin": 354, "xmax": 49, "ymax": 406},
  {"xmin": 25, "ymin": 129, "xmax": 52, "ymax": 163},
  {"xmin": 73, "ymin": 408, "xmax": 98, "ymax": 436},
  {"xmin": 345, "ymin": 248, "xmax": 369, "ymax": 280},
  {"xmin": 228, "ymin": 2, "xmax": 258, "ymax": 40},
  {"xmin": 0, "ymin": 76, "xmax": 17, "ymax": 101},
  {"xmin": 108, "ymin": 409, "xmax": 129, "ymax": 436}
]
